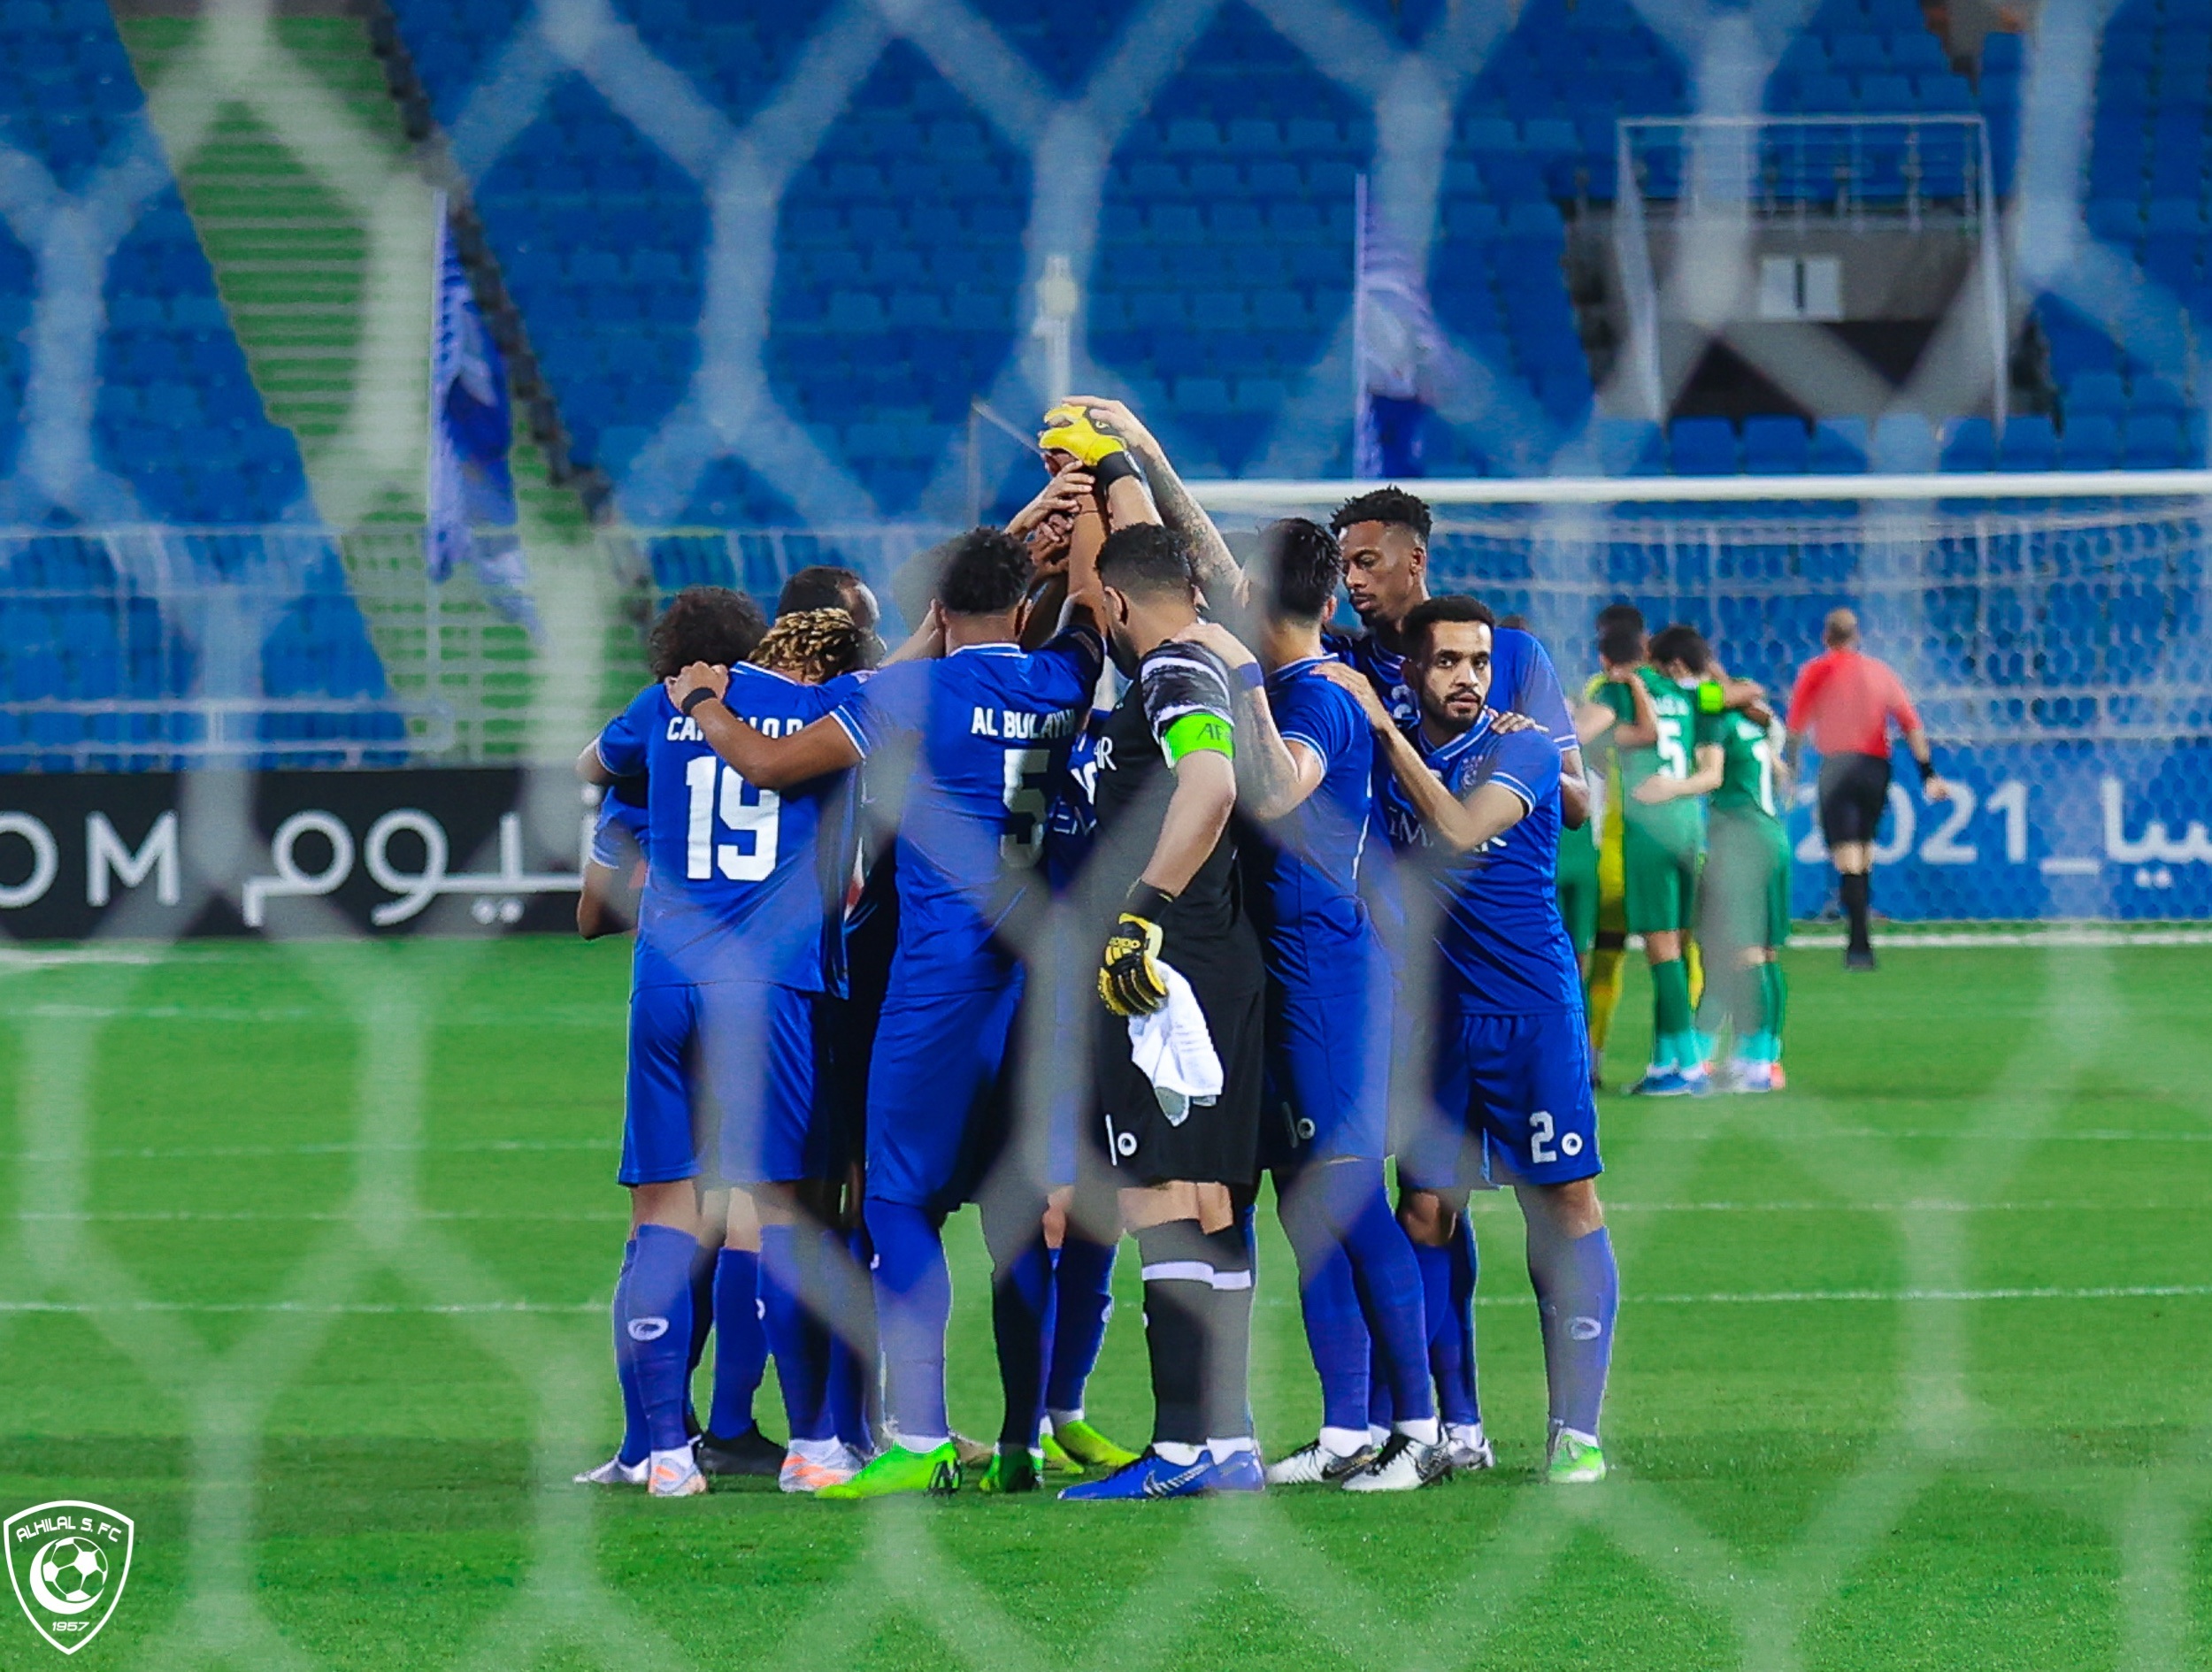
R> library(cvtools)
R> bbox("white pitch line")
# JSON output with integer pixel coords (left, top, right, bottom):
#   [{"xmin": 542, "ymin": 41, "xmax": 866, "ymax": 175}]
[
  {"xmin": 4, "ymin": 1285, "xmax": 2210, "ymax": 1315},
  {"xmin": 1791, "ymin": 930, "xmax": 2212, "ymax": 948}
]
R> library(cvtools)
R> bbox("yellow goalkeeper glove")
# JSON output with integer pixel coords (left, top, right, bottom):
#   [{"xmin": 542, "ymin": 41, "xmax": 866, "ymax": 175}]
[
  {"xmin": 1098, "ymin": 887, "xmax": 1171, "ymax": 1016},
  {"xmin": 1040, "ymin": 403, "xmax": 1141, "ymax": 488}
]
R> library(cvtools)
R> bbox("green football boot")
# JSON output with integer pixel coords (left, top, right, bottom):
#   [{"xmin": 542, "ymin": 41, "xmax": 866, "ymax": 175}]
[
  {"xmin": 979, "ymin": 1446, "xmax": 1044, "ymax": 1494},
  {"xmin": 816, "ymin": 1442, "xmax": 961, "ymax": 1500},
  {"xmin": 1050, "ymin": 1418, "xmax": 1141, "ymax": 1471},
  {"xmin": 1547, "ymin": 1430, "xmax": 1607, "ymax": 1485}
]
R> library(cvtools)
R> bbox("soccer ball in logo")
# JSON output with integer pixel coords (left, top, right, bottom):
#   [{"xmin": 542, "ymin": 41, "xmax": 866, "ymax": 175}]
[{"xmin": 38, "ymin": 1538, "xmax": 107, "ymax": 1606}]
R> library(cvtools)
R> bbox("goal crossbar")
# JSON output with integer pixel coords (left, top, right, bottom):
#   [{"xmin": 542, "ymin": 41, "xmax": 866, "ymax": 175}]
[{"xmin": 1189, "ymin": 470, "xmax": 2212, "ymax": 509}]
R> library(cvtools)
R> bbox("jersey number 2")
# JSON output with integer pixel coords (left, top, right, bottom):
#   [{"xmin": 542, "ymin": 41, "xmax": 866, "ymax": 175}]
[{"xmin": 684, "ymin": 755, "xmax": 780, "ymax": 881}]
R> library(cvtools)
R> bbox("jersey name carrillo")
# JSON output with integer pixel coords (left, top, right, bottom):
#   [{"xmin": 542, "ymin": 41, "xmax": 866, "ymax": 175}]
[{"xmin": 664, "ymin": 710, "xmax": 807, "ymax": 743}]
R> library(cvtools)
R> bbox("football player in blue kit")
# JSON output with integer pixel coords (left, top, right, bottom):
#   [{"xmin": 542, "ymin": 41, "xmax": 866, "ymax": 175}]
[
  {"xmin": 573, "ymin": 767, "xmax": 785, "ymax": 1482},
  {"xmin": 1184, "ymin": 518, "xmax": 1448, "ymax": 1492},
  {"xmin": 672, "ymin": 524, "xmax": 1116, "ymax": 1499},
  {"xmin": 1319, "ymin": 595, "xmax": 1619, "ymax": 1484},
  {"xmin": 578, "ymin": 586, "xmax": 868, "ymax": 1498},
  {"xmin": 1325, "ymin": 486, "xmax": 1587, "ymax": 1472}
]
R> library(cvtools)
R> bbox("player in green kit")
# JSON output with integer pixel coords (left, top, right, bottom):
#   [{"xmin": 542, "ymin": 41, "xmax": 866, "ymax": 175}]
[
  {"xmin": 1595, "ymin": 629, "xmax": 1709, "ymax": 1094},
  {"xmin": 1641, "ymin": 627, "xmax": 1791, "ymax": 1093}
]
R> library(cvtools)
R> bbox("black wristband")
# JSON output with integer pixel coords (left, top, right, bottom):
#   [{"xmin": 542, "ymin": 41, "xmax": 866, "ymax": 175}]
[
  {"xmin": 1125, "ymin": 881, "xmax": 1176, "ymax": 922},
  {"xmin": 680, "ymin": 686, "xmax": 719, "ymax": 717},
  {"xmin": 1914, "ymin": 755, "xmax": 1936, "ymax": 785},
  {"xmin": 1091, "ymin": 449, "xmax": 1141, "ymax": 491}
]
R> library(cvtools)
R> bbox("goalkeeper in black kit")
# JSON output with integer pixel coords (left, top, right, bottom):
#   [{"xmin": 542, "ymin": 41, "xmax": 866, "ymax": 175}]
[{"xmin": 1041, "ymin": 406, "xmax": 1266, "ymax": 1501}]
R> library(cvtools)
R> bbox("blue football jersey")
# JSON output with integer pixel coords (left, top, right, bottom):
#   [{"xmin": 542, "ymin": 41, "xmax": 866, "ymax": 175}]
[
  {"xmin": 1041, "ymin": 698, "xmax": 1114, "ymax": 894},
  {"xmin": 1241, "ymin": 656, "xmax": 1379, "ymax": 990},
  {"xmin": 1325, "ymin": 624, "xmax": 1577, "ymax": 755},
  {"xmin": 590, "ymin": 782, "xmax": 650, "ymax": 869},
  {"xmin": 594, "ymin": 665, "xmax": 862, "ymax": 992},
  {"xmin": 829, "ymin": 629, "xmax": 1104, "ymax": 990},
  {"xmin": 1378, "ymin": 711, "xmax": 1583, "ymax": 1016}
]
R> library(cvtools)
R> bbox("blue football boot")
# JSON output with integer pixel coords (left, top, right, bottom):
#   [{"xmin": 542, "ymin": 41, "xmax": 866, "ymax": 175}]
[
  {"xmin": 1057, "ymin": 1448, "xmax": 1213, "ymax": 1501},
  {"xmin": 1202, "ymin": 1448, "xmax": 1266, "ymax": 1493}
]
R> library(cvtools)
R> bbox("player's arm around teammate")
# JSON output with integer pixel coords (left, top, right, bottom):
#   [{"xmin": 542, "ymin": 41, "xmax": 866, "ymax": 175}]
[{"xmin": 1317, "ymin": 603, "xmax": 1617, "ymax": 1484}]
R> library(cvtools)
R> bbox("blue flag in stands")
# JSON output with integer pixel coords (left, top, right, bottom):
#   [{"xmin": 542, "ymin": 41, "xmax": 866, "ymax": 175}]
[{"xmin": 427, "ymin": 193, "xmax": 537, "ymax": 633}]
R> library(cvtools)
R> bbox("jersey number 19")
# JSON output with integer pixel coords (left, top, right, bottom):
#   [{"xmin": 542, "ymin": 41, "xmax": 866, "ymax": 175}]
[{"xmin": 684, "ymin": 755, "xmax": 780, "ymax": 881}]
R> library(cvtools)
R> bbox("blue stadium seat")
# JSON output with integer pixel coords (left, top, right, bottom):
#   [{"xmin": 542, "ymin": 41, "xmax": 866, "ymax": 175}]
[
  {"xmin": 1998, "ymin": 414, "xmax": 2060, "ymax": 469},
  {"xmin": 1872, "ymin": 412, "xmax": 1938, "ymax": 471},
  {"xmin": 1940, "ymin": 417, "xmax": 1996, "ymax": 471},
  {"xmin": 1670, "ymin": 417, "xmax": 1739, "ymax": 475},
  {"xmin": 1743, "ymin": 415, "xmax": 1810, "ymax": 473},
  {"xmin": 1809, "ymin": 418, "xmax": 1870, "ymax": 472},
  {"xmin": 2059, "ymin": 414, "xmax": 2122, "ymax": 468}
]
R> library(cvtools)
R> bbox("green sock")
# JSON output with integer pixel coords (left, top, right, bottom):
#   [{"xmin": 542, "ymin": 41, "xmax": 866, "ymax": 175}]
[
  {"xmin": 1651, "ymin": 958, "xmax": 1692, "ymax": 1066},
  {"xmin": 1762, "ymin": 962, "xmax": 1788, "ymax": 1061}
]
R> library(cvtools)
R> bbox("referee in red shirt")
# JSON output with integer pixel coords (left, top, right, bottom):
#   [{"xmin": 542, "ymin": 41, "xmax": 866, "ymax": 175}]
[{"xmin": 1785, "ymin": 610, "xmax": 1951, "ymax": 970}]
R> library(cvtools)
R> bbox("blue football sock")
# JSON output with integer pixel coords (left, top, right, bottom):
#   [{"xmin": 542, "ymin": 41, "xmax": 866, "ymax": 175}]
[
  {"xmin": 1044, "ymin": 1234, "xmax": 1117, "ymax": 1419},
  {"xmin": 1415, "ymin": 1232, "xmax": 1479, "ymax": 1429},
  {"xmin": 1447, "ymin": 1214, "xmax": 1482, "ymax": 1425},
  {"xmin": 1281, "ymin": 1176, "xmax": 1371, "ymax": 1436},
  {"xmin": 611, "ymin": 1238, "xmax": 649, "ymax": 1467},
  {"xmin": 1339, "ymin": 1171, "xmax": 1435, "ymax": 1426},
  {"xmin": 759, "ymin": 1223, "xmax": 832, "ymax": 1444},
  {"xmin": 620, "ymin": 1223, "xmax": 698, "ymax": 1454},
  {"xmin": 685, "ymin": 1238, "xmax": 717, "ymax": 1416},
  {"xmin": 707, "ymin": 1247, "xmax": 767, "ymax": 1439},
  {"xmin": 863, "ymin": 1198, "xmax": 952, "ymax": 1447},
  {"xmin": 1283, "ymin": 1194, "xmax": 1363, "ymax": 1433},
  {"xmin": 989, "ymin": 1229, "xmax": 1054, "ymax": 1450},
  {"xmin": 1367, "ymin": 1334, "xmax": 1394, "ymax": 1432},
  {"xmin": 823, "ymin": 1222, "xmax": 875, "ymax": 1453},
  {"xmin": 1529, "ymin": 1222, "xmax": 1619, "ymax": 1438}
]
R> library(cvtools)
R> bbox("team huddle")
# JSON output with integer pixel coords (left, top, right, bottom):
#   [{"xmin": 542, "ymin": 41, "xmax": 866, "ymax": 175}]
[{"xmin": 572, "ymin": 396, "xmax": 1790, "ymax": 1503}]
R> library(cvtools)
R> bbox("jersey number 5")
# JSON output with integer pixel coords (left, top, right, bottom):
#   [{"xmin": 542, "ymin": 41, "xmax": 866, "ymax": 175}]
[
  {"xmin": 1001, "ymin": 748, "xmax": 1050, "ymax": 868},
  {"xmin": 684, "ymin": 755, "xmax": 780, "ymax": 881}
]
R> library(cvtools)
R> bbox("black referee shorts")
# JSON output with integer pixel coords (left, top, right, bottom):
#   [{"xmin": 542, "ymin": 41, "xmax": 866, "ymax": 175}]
[
  {"xmin": 1094, "ymin": 971, "xmax": 1263, "ymax": 1189},
  {"xmin": 1817, "ymin": 751, "xmax": 1893, "ymax": 848}
]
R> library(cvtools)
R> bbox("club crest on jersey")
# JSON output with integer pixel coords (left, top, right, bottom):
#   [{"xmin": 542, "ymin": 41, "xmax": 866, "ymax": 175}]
[{"xmin": 6, "ymin": 1501, "xmax": 134, "ymax": 1657}]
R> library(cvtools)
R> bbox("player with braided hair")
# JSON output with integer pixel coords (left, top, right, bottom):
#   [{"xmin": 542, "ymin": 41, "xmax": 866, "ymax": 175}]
[{"xmin": 752, "ymin": 608, "xmax": 868, "ymax": 686}]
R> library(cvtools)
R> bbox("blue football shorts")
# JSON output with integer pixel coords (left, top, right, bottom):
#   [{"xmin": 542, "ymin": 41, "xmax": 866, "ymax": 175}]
[
  {"xmin": 1399, "ymin": 1007, "xmax": 1601, "ymax": 1191},
  {"xmin": 620, "ymin": 979, "xmax": 828, "ymax": 1188},
  {"xmin": 1263, "ymin": 958, "xmax": 1393, "ymax": 1170},
  {"xmin": 863, "ymin": 970, "xmax": 1024, "ymax": 1210}
]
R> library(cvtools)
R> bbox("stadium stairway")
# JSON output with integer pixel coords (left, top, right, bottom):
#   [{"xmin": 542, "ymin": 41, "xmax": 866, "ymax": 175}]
[{"xmin": 116, "ymin": 8, "xmax": 421, "ymax": 525}]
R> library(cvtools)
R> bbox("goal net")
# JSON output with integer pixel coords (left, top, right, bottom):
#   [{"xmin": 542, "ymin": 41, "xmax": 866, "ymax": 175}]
[{"xmin": 1188, "ymin": 481, "xmax": 2212, "ymax": 923}]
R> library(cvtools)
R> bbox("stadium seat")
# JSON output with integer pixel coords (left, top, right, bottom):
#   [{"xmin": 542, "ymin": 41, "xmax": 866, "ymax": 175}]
[
  {"xmin": 1998, "ymin": 414, "xmax": 2060, "ymax": 470},
  {"xmin": 1670, "ymin": 418, "xmax": 1739, "ymax": 475},
  {"xmin": 1870, "ymin": 413, "xmax": 1938, "ymax": 472},
  {"xmin": 1743, "ymin": 415, "xmax": 1810, "ymax": 473},
  {"xmin": 1939, "ymin": 417, "xmax": 1996, "ymax": 471}
]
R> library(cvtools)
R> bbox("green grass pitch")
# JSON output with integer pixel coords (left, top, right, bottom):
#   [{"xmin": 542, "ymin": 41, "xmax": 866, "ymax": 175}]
[{"xmin": 3, "ymin": 937, "xmax": 2210, "ymax": 1671}]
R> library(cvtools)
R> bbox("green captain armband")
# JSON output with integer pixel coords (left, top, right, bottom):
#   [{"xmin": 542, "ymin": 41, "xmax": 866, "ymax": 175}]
[
  {"xmin": 1696, "ymin": 679, "xmax": 1726, "ymax": 715},
  {"xmin": 1160, "ymin": 711, "xmax": 1234, "ymax": 764}
]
